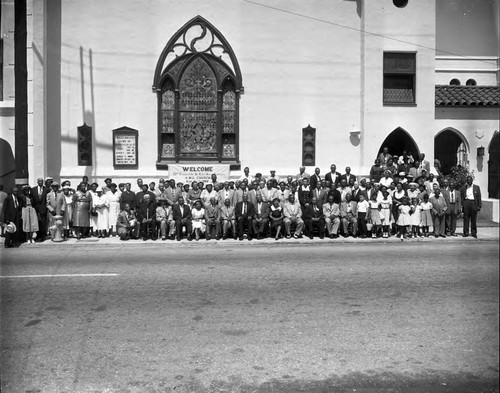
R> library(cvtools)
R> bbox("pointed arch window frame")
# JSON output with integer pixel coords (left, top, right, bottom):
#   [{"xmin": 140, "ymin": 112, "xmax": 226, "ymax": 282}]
[{"xmin": 153, "ymin": 16, "xmax": 244, "ymax": 167}]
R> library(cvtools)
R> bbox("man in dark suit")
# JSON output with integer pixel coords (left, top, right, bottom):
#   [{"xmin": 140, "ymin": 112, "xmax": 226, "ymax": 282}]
[
  {"xmin": 235, "ymin": 194, "xmax": 255, "ymax": 240},
  {"xmin": 340, "ymin": 167, "xmax": 356, "ymax": 186},
  {"xmin": 136, "ymin": 194, "xmax": 157, "ymax": 240},
  {"xmin": 302, "ymin": 196, "xmax": 325, "ymax": 239},
  {"xmin": 327, "ymin": 183, "xmax": 342, "ymax": 205},
  {"xmin": 3, "ymin": 187, "xmax": 22, "ymax": 248},
  {"xmin": 324, "ymin": 164, "xmax": 342, "ymax": 187},
  {"xmin": 172, "ymin": 196, "xmax": 192, "ymax": 241},
  {"xmin": 120, "ymin": 182, "xmax": 137, "ymax": 210},
  {"xmin": 443, "ymin": 181, "xmax": 462, "ymax": 237},
  {"xmin": 460, "ymin": 176, "xmax": 482, "ymax": 238},
  {"xmin": 309, "ymin": 167, "xmax": 322, "ymax": 190},
  {"xmin": 136, "ymin": 184, "xmax": 156, "ymax": 207},
  {"xmin": 252, "ymin": 193, "xmax": 269, "ymax": 239},
  {"xmin": 31, "ymin": 177, "xmax": 48, "ymax": 241}
]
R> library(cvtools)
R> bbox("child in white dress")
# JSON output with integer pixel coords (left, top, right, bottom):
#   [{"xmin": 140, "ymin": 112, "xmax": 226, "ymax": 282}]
[
  {"xmin": 368, "ymin": 193, "xmax": 382, "ymax": 239},
  {"xmin": 397, "ymin": 197, "xmax": 412, "ymax": 240},
  {"xmin": 420, "ymin": 194, "xmax": 433, "ymax": 237},
  {"xmin": 410, "ymin": 198, "xmax": 422, "ymax": 238},
  {"xmin": 379, "ymin": 190, "xmax": 392, "ymax": 238}
]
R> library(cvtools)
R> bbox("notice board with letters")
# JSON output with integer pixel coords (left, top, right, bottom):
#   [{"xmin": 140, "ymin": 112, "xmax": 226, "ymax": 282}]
[{"xmin": 113, "ymin": 127, "xmax": 138, "ymax": 169}]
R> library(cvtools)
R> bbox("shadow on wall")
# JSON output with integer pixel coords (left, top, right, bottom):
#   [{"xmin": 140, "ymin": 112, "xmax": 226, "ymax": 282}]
[
  {"xmin": 0, "ymin": 139, "xmax": 16, "ymax": 190},
  {"xmin": 80, "ymin": 46, "xmax": 96, "ymax": 181},
  {"xmin": 47, "ymin": 0, "xmax": 62, "ymax": 179}
]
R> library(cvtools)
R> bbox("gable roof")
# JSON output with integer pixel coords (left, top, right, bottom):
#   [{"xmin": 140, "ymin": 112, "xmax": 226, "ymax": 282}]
[{"xmin": 435, "ymin": 85, "xmax": 499, "ymax": 107}]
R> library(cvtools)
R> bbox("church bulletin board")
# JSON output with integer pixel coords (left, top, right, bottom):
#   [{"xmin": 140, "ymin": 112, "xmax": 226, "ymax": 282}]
[{"xmin": 113, "ymin": 127, "xmax": 138, "ymax": 169}]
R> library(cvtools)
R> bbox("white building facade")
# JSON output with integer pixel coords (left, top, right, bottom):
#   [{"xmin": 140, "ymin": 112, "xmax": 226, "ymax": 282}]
[{"xmin": 1, "ymin": 0, "xmax": 499, "ymax": 217}]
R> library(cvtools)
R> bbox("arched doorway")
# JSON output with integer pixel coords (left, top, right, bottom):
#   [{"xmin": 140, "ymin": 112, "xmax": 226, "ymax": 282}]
[
  {"xmin": 0, "ymin": 138, "xmax": 16, "ymax": 190},
  {"xmin": 378, "ymin": 127, "xmax": 420, "ymax": 160},
  {"xmin": 488, "ymin": 132, "xmax": 499, "ymax": 199},
  {"xmin": 434, "ymin": 128, "xmax": 469, "ymax": 175}
]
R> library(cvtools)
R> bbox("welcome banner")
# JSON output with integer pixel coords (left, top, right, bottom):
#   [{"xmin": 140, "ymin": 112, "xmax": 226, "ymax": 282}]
[{"xmin": 168, "ymin": 164, "xmax": 230, "ymax": 184}]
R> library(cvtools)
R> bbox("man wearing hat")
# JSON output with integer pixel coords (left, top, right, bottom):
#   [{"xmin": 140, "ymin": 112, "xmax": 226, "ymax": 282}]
[
  {"xmin": 3, "ymin": 186, "xmax": 21, "ymax": 248},
  {"xmin": 156, "ymin": 197, "xmax": 175, "ymax": 240},
  {"xmin": 31, "ymin": 177, "xmax": 49, "ymax": 241},
  {"xmin": 46, "ymin": 182, "xmax": 67, "ymax": 234}
]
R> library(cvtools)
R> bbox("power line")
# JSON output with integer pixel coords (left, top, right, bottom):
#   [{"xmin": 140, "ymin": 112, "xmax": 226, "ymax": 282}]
[{"xmin": 242, "ymin": 0, "xmax": 498, "ymax": 65}]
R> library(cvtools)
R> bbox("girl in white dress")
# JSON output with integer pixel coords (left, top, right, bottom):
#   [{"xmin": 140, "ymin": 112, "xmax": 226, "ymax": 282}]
[
  {"xmin": 191, "ymin": 200, "xmax": 206, "ymax": 241},
  {"xmin": 419, "ymin": 193, "xmax": 433, "ymax": 237},
  {"xmin": 379, "ymin": 189, "xmax": 392, "ymax": 238},
  {"xmin": 93, "ymin": 187, "xmax": 110, "ymax": 237},
  {"xmin": 106, "ymin": 183, "xmax": 121, "ymax": 236},
  {"xmin": 397, "ymin": 197, "xmax": 412, "ymax": 240},
  {"xmin": 368, "ymin": 193, "xmax": 382, "ymax": 239},
  {"xmin": 410, "ymin": 198, "xmax": 422, "ymax": 238}
]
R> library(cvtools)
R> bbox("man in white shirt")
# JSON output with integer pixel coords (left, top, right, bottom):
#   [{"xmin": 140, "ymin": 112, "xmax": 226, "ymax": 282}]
[{"xmin": 283, "ymin": 194, "xmax": 304, "ymax": 239}]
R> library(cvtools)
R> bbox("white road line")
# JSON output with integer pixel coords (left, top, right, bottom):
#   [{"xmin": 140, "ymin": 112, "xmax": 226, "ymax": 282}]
[{"xmin": 0, "ymin": 274, "xmax": 119, "ymax": 279}]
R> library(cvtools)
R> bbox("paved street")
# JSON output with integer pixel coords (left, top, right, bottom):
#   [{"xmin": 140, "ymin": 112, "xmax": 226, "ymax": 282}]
[{"xmin": 1, "ymin": 241, "xmax": 499, "ymax": 393}]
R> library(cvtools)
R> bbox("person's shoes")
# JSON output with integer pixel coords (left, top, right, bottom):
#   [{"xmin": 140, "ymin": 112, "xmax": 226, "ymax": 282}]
[
  {"xmin": 176, "ymin": 237, "xmax": 181, "ymax": 241},
  {"xmin": 222, "ymin": 235, "xmax": 227, "ymax": 240},
  {"xmin": 361, "ymin": 235, "xmax": 366, "ymax": 239},
  {"xmin": 239, "ymin": 236, "xmax": 244, "ymax": 241},
  {"xmin": 320, "ymin": 235, "xmax": 324, "ymax": 239},
  {"xmin": 286, "ymin": 235, "xmax": 291, "ymax": 239},
  {"xmin": 451, "ymin": 233, "xmax": 458, "ymax": 237},
  {"xmin": 434, "ymin": 235, "xmax": 439, "ymax": 238},
  {"xmin": 309, "ymin": 235, "xmax": 313, "ymax": 240},
  {"xmin": 187, "ymin": 236, "xmax": 192, "ymax": 241},
  {"xmin": 440, "ymin": 235, "xmax": 446, "ymax": 238},
  {"xmin": 330, "ymin": 234, "xmax": 334, "ymax": 239},
  {"xmin": 248, "ymin": 237, "xmax": 253, "ymax": 241},
  {"xmin": 256, "ymin": 234, "xmax": 260, "ymax": 240},
  {"xmin": 216, "ymin": 236, "xmax": 220, "ymax": 240},
  {"xmin": 143, "ymin": 237, "xmax": 147, "ymax": 241},
  {"xmin": 472, "ymin": 234, "xmax": 477, "ymax": 238},
  {"xmin": 206, "ymin": 236, "xmax": 210, "ymax": 241},
  {"xmin": 161, "ymin": 237, "xmax": 166, "ymax": 241},
  {"xmin": 463, "ymin": 234, "xmax": 469, "ymax": 237}
]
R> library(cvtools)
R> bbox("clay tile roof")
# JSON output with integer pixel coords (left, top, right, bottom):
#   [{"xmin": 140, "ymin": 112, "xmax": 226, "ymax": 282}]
[{"xmin": 435, "ymin": 85, "xmax": 500, "ymax": 107}]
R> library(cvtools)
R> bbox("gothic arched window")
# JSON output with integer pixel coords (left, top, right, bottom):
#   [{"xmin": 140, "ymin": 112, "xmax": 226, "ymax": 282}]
[{"xmin": 153, "ymin": 16, "xmax": 243, "ymax": 167}]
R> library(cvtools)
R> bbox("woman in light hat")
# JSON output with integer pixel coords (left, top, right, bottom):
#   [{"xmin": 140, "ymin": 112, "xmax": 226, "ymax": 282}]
[
  {"xmin": 93, "ymin": 187, "xmax": 110, "ymax": 238},
  {"xmin": 21, "ymin": 185, "xmax": 38, "ymax": 243}
]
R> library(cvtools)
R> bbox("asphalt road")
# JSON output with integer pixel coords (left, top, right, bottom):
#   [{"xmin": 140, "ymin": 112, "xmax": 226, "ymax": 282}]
[{"xmin": 1, "ymin": 242, "xmax": 499, "ymax": 393}]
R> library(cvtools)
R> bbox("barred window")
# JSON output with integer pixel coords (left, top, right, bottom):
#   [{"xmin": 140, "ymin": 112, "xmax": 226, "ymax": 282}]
[{"xmin": 383, "ymin": 52, "xmax": 416, "ymax": 105}]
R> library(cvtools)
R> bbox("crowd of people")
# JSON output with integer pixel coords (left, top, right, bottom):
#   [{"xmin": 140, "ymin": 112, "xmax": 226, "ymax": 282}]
[{"xmin": 0, "ymin": 151, "xmax": 482, "ymax": 247}]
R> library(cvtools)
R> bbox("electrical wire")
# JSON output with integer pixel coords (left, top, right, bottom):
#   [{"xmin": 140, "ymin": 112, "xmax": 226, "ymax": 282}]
[{"xmin": 242, "ymin": 0, "xmax": 498, "ymax": 65}]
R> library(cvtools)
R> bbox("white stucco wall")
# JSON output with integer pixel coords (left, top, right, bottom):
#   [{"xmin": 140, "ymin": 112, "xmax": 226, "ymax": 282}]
[
  {"xmin": 361, "ymin": 0, "xmax": 436, "ymax": 174},
  {"xmin": 55, "ymin": 0, "xmax": 364, "ymax": 180}
]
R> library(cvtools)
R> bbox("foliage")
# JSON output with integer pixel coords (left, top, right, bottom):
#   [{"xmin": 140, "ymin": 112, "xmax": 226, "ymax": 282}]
[{"xmin": 438, "ymin": 165, "xmax": 471, "ymax": 189}]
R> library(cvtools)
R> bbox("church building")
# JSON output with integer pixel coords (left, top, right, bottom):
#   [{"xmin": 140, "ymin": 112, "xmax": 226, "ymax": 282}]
[{"xmin": 1, "ymin": 0, "xmax": 499, "ymax": 219}]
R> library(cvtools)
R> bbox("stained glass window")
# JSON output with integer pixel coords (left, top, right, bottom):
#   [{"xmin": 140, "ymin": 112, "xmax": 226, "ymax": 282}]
[{"xmin": 155, "ymin": 17, "xmax": 243, "ymax": 164}]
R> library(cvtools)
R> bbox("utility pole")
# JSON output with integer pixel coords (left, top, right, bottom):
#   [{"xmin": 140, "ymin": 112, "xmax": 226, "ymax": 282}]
[{"xmin": 14, "ymin": 0, "xmax": 28, "ymax": 186}]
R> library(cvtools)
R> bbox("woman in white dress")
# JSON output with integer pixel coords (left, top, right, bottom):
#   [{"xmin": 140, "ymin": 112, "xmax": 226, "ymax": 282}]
[
  {"xmin": 191, "ymin": 200, "xmax": 206, "ymax": 241},
  {"xmin": 21, "ymin": 185, "xmax": 39, "ymax": 243},
  {"xmin": 378, "ymin": 189, "xmax": 392, "ymax": 238},
  {"xmin": 62, "ymin": 186, "xmax": 74, "ymax": 238},
  {"xmin": 106, "ymin": 183, "xmax": 121, "ymax": 236},
  {"xmin": 93, "ymin": 187, "xmax": 110, "ymax": 237},
  {"xmin": 89, "ymin": 183, "xmax": 99, "ymax": 236}
]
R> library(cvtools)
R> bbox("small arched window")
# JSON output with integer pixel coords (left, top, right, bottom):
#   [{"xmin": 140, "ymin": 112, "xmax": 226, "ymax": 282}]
[
  {"xmin": 450, "ymin": 78, "xmax": 461, "ymax": 85},
  {"xmin": 153, "ymin": 16, "xmax": 243, "ymax": 166},
  {"xmin": 466, "ymin": 79, "xmax": 477, "ymax": 86}
]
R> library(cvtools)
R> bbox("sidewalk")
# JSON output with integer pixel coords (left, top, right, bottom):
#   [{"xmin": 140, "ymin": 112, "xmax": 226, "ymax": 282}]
[{"xmin": 3, "ymin": 225, "xmax": 498, "ymax": 248}]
